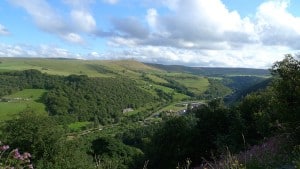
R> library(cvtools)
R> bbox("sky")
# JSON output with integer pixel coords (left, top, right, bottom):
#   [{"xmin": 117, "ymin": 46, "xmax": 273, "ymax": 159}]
[{"xmin": 1, "ymin": 0, "xmax": 300, "ymax": 68}]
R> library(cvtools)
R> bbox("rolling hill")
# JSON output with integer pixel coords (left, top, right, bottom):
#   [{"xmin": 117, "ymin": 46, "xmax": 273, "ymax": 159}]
[{"xmin": 0, "ymin": 57, "xmax": 271, "ymax": 122}]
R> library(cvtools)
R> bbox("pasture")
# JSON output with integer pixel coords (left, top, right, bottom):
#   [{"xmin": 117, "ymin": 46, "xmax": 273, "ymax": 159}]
[{"xmin": 0, "ymin": 89, "xmax": 47, "ymax": 121}]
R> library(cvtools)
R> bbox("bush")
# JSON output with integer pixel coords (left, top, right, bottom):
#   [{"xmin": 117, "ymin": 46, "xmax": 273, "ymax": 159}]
[{"xmin": 0, "ymin": 141, "xmax": 33, "ymax": 169}]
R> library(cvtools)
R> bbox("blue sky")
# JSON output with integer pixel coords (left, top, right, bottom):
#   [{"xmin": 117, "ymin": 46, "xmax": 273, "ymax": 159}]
[{"xmin": 0, "ymin": 0, "xmax": 300, "ymax": 68}]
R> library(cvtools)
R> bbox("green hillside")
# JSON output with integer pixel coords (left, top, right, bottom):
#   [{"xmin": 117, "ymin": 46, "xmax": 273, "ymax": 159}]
[
  {"xmin": 0, "ymin": 58, "xmax": 162, "ymax": 77},
  {"xmin": 0, "ymin": 57, "xmax": 271, "ymax": 123},
  {"xmin": 146, "ymin": 63, "xmax": 270, "ymax": 76},
  {"xmin": 0, "ymin": 57, "xmax": 212, "ymax": 99}
]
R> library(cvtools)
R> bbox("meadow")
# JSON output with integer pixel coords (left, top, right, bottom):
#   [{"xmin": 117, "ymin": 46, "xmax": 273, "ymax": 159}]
[{"xmin": 0, "ymin": 89, "xmax": 47, "ymax": 121}]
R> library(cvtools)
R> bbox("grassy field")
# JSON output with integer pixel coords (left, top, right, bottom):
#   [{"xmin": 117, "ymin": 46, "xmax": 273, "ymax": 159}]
[
  {"xmin": 159, "ymin": 73, "xmax": 210, "ymax": 95},
  {"xmin": 175, "ymin": 77, "xmax": 209, "ymax": 95},
  {"xmin": 68, "ymin": 121, "xmax": 92, "ymax": 132},
  {"xmin": 3, "ymin": 89, "xmax": 46, "ymax": 100},
  {"xmin": 0, "ymin": 89, "xmax": 47, "ymax": 121},
  {"xmin": 152, "ymin": 84, "xmax": 190, "ymax": 101},
  {"xmin": 158, "ymin": 102, "xmax": 187, "ymax": 113},
  {"xmin": 146, "ymin": 74, "xmax": 168, "ymax": 84}
]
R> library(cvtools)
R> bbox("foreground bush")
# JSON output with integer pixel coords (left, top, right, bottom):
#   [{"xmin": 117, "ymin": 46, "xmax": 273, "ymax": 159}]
[{"xmin": 0, "ymin": 141, "xmax": 33, "ymax": 169}]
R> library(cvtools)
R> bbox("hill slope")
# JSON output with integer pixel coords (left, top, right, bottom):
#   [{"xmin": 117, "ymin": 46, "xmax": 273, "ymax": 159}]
[
  {"xmin": 146, "ymin": 63, "xmax": 270, "ymax": 76},
  {"xmin": 0, "ymin": 58, "xmax": 163, "ymax": 77},
  {"xmin": 0, "ymin": 58, "xmax": 271, "ymax": 108}
]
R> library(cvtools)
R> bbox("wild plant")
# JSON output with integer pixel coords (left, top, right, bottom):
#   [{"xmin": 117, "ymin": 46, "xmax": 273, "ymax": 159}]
[{"xmin": 0, "ymin": 141, "xmax": 33, "ymax": 169}]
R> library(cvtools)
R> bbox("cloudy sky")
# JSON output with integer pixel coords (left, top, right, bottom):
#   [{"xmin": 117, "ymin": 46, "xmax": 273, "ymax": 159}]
[{"xmin": 1, "ymin": 0, "xmax": 300, "ymax": 68}]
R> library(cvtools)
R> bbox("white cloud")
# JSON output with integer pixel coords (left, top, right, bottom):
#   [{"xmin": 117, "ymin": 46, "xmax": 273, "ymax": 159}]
[
  {"xmin": 111, "ymin": 0, "xmax": 256, "ymax": 49},
  {"xmin": 112, "ymin": 17, "xmax": 149, "ymax": 38},
  {"xmin": 146, "ymin": 8, "xmax": 158, "ymax": 31},
  {"xmin": 0, "ymin": 24, "xmax": 10, "ymax": 35},
  {"xmin": 10, "ymin": 0, "xmax": 67, "ymax": 34},
  {"xmin": 255, "ymin": 0, "xmax": 300, "ymax": 49},
  {"xmin": 0, "ymin": 41, "xmax": 293, "ymax": 68},
  {"xmin": 9, "ymin": 0, "xmax": 95, "ymax": 44},
  {"xmin": 64, "ymin": 0, "xmax": 97, "ymax": 33},
  {"xmin": 61, "ymin": 33, "xmax": 84, "ymax": 44},
  {"xmin": 106, "ymin": 0, "xmax": 300, "ymax": 68},
  {"xmin": 112, "ymin": 43, "xmax": 294, "ymax": 68},
  {"xmin": 71, "ymin": 10, "xmax": 96, "ymax": 32},
  {"xmin": 0, "ymin": 43, "xmax": 83, "ymax": 59},
  {"xmin": 5, "ymin": 0, "xmax": 300, "ymax": 68}
]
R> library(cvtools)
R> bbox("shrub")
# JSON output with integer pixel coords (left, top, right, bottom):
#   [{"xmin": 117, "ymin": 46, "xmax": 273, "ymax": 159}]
[{"xmin": 0, "ymin": 141, "xmax": 33, "ymax": 169}]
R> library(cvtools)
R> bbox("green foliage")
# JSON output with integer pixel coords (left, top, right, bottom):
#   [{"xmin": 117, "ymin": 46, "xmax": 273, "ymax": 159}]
[
  {"xmin": 146, "ymin": 116, "xmax": 196, "ymax": 169},
  {"xmin": 2, "ymin": 112, "xmax": 64, "ymax": 162},
  {"xmin": 0, "ymin": 142, "xmax": 34, "ymax": 169},
  {"xmin": 271, "ymin": 54, "xmax": 300, "ymax": 137},
  {"xmin": 91, "ymin": 137, "xmax": 143, "ymax": 169},
  {"xmin": 117, "ymin": 123, "xmax": 160, "ymax": 150},
  {"xmin": 68, "ymin": 121, "xmax": 93, "ymax": 132},
  {"xmin": 238, "ymin": 89, "xmax": 275, "ymax": 143},
  {"xmin": 44, "ymin": 75, "xmax": 155, "ymax": 123},
  {"xmin": 0, "ymin": 70, "xmax": 155, "ymax": 124},
  {"xmin": 37, "ymin": 139, "xmax": 94, "ymax": 169},
  {"xmin": 2, "ymin": 112, "xmax": 94, "ymax": 169},
  {"xmin": 201, "ymin": 78, "xmax": 232, "ymax": 99},
  {"xmin": 193, "ymin": 99, "xmax": 245, "ymax": 158},
  {"xmin": 223, "ymin": 76, "xmax": 271, "ymax": 104},
  {"xmin": 1, "ymin": 56, "xmax": 299, "ymax": 169}
]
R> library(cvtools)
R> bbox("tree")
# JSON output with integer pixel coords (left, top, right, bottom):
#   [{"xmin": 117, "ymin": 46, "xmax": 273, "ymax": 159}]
[
  {"xmin": 271, "ymin": 54, "xmax": 300, "ymax": 142},
  {"xmin": 146, "ymin": 117, "xmax": 195, "ymax": 169},
  {"xmin": 238, "ymin": 89, "xmax": 274, "ymax": 143},
  {"xmin": 3, "ymin": 112, "xmax": 64, "ymax": 163},
  {"xmin": 190, "ymin": 99, "xmax": 245, "ymax": 165},
  {"xmin": 91, "ymin": 137, "xmax": 143, "ymax": 169}
]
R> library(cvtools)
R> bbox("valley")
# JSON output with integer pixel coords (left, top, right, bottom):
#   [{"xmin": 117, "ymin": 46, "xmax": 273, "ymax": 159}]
[{"xmin": 1, "ymin": 57, "xmax": 298, "ymax": 169}]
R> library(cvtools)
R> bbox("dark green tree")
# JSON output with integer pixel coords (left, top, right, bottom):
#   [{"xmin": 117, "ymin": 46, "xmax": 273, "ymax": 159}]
[
  {"xmin": 3, "ymin": 112, "xmax": 64, "ymax": 164},
  {"xmin": 146, "ymin": 117, "xmax": 195, "ymax": 169},
  {"xmin": 271, "ymin": 54, "xmax": 300, "ymax": 141},
  {"xmin": 91, "ymin": 137, "xmax": 143, "ymax": 169}
]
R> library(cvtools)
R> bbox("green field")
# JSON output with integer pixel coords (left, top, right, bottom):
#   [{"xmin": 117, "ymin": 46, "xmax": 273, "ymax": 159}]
[
  {"xmin": 68, "ymin": 121, "xmax": 92, "ymax": 132},
  {"xmin": 152, "ymin": 84, "xmax": 190, "ymax": 101},
  {"xmin": 158, "ymin": 102, "xmax": 187, "ymax": 113},
  {"xmin": 0, "ymin": 89, "xmax": 47, "ymax": 121},
  {"xmin": 3, "ymin": 89, "xmax": 46, "ymax": 100},
  {"xmin": 157, "ymin": 73, "xmax": 209, "ymax": 94},
  {"xmin": 146, "ymin": 74, "xmax": 168, "ymax": 84},
  {"xmin": 174, "ymin": 77, "xmax": 209, "ymax": 95}
]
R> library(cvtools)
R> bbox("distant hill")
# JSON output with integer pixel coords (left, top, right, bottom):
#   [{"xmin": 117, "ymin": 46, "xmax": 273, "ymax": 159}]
[
  {"xmin": 0, "ymin": 57, "xmax": 270, "ymax": 77},
  {"xmin": 0, "ymin": 58, "xmax": 163, "ymax": 77},
  {"xmin": 146, "ymin": 63, "xmax": 270, "ymax": 77}
]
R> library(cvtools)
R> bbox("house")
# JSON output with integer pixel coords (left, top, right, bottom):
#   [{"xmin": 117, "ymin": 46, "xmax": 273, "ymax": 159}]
[{"xmin": 123, "ymin": 108, "xmax": 134, "ymax": 113}]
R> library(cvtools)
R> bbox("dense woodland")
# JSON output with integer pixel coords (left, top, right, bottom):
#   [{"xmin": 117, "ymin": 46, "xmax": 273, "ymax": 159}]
[
  {"xmin": 0, "ymin": 70, "xmax": 155, "ymax": 124},
  {"xmin": 0, "ymin": 55, "xmax": 299, "ymax": 169}
]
